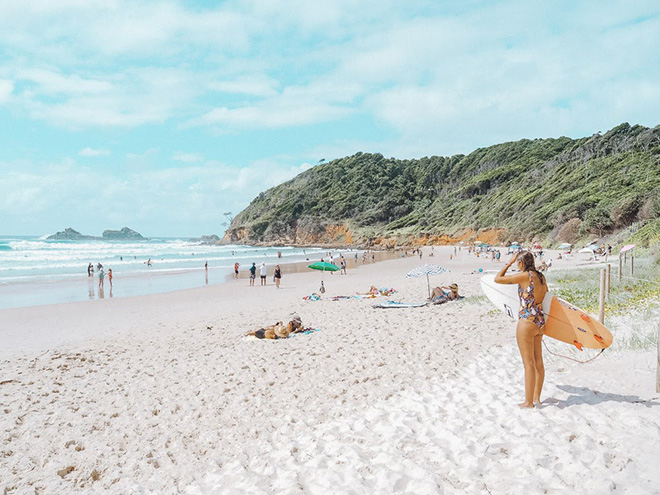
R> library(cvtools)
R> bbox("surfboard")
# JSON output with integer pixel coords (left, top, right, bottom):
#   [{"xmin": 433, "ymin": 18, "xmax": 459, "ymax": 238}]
[{"xmin": 480, "ymin": 274, "xmax": 613, "ymax": 350}]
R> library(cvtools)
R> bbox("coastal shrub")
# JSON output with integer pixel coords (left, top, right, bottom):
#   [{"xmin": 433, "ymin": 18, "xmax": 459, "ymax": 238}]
[{"xmin": 580, "ymin": 206, "xmax": 614, "ymax": 236}]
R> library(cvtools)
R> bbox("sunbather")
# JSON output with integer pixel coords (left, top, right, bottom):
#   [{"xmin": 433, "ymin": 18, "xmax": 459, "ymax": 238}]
[
  {"xmin": 246, "ymin": 316, "xmax": 305, "ymax": 339},
  {"xmin": 429, "ymin": 283, "xmax": 460, "ymax": 303},
  {"xmin": 358, "ymin": 286, "xmax": 396, "ymax": 296},
  {"xmin": 246, "ymin": 321, "xmax": 290, "ymax": 339}
]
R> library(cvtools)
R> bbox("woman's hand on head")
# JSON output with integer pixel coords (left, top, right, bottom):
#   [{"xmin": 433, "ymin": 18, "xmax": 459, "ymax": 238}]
[{"xmin": 508, "ymin": 254, "xmax": 518, "ymax": 265}]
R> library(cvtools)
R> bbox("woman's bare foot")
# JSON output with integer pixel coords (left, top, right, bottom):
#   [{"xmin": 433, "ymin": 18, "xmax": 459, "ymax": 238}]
[{"xmin": 518, "ymin": 402, "xmax": 534, "ymax": 408}]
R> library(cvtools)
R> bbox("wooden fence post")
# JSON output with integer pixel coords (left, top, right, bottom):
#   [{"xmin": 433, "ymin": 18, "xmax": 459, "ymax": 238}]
[
  {"xmin": 631, "ymin": 251, "xmax": 634, "ymax": 278},
  {"xmin": 605, "ymin": 264, "xmax": 611, "ymax": 301},
  {"xmin": 598, "ymin": 268, "xmax": 606, "ymax": 324}
]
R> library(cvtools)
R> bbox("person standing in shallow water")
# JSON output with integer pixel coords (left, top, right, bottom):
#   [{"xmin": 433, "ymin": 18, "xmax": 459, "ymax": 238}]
[
  {"xmin": 98, "ymin": 267, "xmax": 105, "ymax": 291},
  {"xmin": 494, "ymin": 251, "xmax": 547, "ymax": 408}
]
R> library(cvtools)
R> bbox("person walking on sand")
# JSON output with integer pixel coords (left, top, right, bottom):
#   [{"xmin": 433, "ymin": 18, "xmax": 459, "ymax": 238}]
[
  {"xmin": 107, "ymin": 268, "xmax": 113, "ymax": 288},
  {"xmin": 259, "ymin": 262, "xmax": 267, "ymax": 286},
  {"xmin": 234, "ymin": 262, "xmax": 240, "ymax": 279},
  {"xmin": 249, "ymin": 263, "xmax": 256, "ymax": 286},
  {"xmin": 87, "ymin": 263, "xmax": 93, "ymax": 277},
  {"xmin": 274, "ymin": 265, "xmax": 282, "ymax": 288},
  {"xmin": 494, "ymin": 251, "xmax": 547, "ymax": 408}
]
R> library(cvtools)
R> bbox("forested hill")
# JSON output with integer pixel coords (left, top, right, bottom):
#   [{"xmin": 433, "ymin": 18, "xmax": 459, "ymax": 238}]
[{"xmin": 224, "ymin": 123, "xmax": 660, "ymax": 247}]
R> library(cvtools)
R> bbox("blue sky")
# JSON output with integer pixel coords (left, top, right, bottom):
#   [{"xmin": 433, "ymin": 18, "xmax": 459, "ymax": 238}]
[{"xmin": 1, "ymin": 0, "xmax": 659, "ymax": 237}]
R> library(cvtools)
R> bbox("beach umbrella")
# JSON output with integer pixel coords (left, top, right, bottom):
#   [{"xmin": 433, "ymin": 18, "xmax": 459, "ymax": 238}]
[
  {"xmin": 578, "ymin": 246, "xmax": 596, "ymax": 259},
  {"xmin": 406, "ymin": 264, "xmax": 450, "ymax": 298},
  {"xmin": 307, "ymin": 261, "xmax": 340, "ymax": 283},
  {"xmin": 558, "ymin": 243, "xmax": 572, "ymax": 249},
  {"xmin": 580, "ymin": 245, "xmax": 597, "ymax": 252},
  {"xmin": 620, "ymin": 244, "xmax": 635, "ymax": 254}
]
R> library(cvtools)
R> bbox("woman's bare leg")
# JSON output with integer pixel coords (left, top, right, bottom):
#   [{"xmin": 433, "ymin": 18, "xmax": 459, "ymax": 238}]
[
  {"xmin": 516, "ymin": 320, "xmax": 539, "ymax": 408},
  {"xmin": 532, "ymin": 332, "xmax": 545, "ymax": 404}
]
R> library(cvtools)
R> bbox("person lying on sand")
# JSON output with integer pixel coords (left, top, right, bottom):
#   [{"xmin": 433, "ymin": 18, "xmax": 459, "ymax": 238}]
[
  {"xmin": 246, "ymin": 322, "xmax": 290, "ymax": 339},
  {"xmin": 357, "ymin": 286, "xmax": 396, "ymax": 296},
  {"xmin": 245, "ymin": 316, "xmax": 305, "ymax": 339},
  {"xmin": 429, "ymin": 283, "xmax": 460, "ymax": 303}
]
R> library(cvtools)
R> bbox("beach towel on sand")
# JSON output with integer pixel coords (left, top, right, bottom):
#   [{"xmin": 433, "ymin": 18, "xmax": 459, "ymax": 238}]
[
  {"xmin": 432, "ymin": 295, "xmax": 465, "ymax": 305},
  {"xmin": 303, "ymin": 293, "xmax": 322, "ymax": 301},
  {"xmin": 372, "ymin": 300, "xmax": 428, "ymax": 309},
  {"xmin": 245, "ymin": 328, "xmax": 321, "ymax": 340},
  {"xmin": 289, "ymin": 328, "xmax": 321, "ymax": 337}
]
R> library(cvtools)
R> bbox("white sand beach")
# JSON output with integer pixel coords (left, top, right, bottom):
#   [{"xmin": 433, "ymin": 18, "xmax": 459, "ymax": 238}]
[{"xmin": 1, "ymin": 247, "xmax": 658, "ymax": 494}]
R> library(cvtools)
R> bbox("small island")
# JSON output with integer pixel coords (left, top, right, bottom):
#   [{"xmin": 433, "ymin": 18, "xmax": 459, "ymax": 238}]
[
  {"xmin": 102, "ymin": 227, "xmax": 146, "ymax": 240},
  {"xmin": 47, "ymin": 227, "xmax": 146, "ymax": 241}
]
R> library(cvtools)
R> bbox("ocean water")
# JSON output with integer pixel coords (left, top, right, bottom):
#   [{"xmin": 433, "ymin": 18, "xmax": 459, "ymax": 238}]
[{"xmin": 0, "ymin": 236, "xmax": 334, "ymax": 309}]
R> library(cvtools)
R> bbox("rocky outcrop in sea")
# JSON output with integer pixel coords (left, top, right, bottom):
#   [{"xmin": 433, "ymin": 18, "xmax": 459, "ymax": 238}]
[{"xmin": 47, "ymin": 227, "xmax": 146, "ymax": 241}]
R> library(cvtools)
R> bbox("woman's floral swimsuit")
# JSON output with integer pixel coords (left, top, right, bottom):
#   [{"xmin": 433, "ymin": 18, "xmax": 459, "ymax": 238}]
[{"xmin": 518, "ymin": 271, "xmax": 546, "ymax": 328}]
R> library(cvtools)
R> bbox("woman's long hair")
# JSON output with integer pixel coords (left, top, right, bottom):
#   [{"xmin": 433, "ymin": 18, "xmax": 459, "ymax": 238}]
[{"xmin": 517, "ymin": 251, "xmax": 545, "ymax": 286}]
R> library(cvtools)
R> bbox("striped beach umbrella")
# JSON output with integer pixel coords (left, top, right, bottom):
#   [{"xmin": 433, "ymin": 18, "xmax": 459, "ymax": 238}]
[{"xmin": 406, "ymin": 264, "xmax": 450, "ymax": 297}]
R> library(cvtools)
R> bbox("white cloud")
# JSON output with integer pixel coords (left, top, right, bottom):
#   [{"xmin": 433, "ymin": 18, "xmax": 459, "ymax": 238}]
[
  {"xmin": 193, "ymin": 79, "xmax": 363, "ymax": 130},
  {"xmin": 18, "ymin": 69, "xmax": 112, "ymax": 95},
  {"xmin": 195, "ymin": 103, "xmax": 350, "ymax": 130},
  {"xmin": 15, "ymin": 67, "xmax": 201, "ymax": 128},
  {"xmin": 0, "ymin": 79, "xmax": 13, "ymax": 104},
  {"xmin": 79, "ymin": 148, "xmax": 111, "ymax": 157}
]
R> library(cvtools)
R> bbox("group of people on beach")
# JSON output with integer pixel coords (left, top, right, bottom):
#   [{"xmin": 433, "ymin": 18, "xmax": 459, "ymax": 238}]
[
  {"xmin": 88, "ymin": 262, "xmax": 112, "ymax": 290},
  {"xmin": 245, "ymin": 262, "xmax": 283, "ymax": 288}
]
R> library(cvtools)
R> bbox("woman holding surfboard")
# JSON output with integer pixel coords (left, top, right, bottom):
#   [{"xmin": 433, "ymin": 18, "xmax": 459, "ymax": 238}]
[{"xmin": 495, "ymin": 251, "xmax": 547, "ymax": 408}]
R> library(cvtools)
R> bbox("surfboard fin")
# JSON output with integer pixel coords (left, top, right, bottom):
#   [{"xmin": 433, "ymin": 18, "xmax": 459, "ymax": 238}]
[
  {"xmin": 593, "ymin": 334, "xmax": 605, "ymax": 346},
  {"xmin": 572, "ymin": 340, "xmax": 584, "ymax": 351}
]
